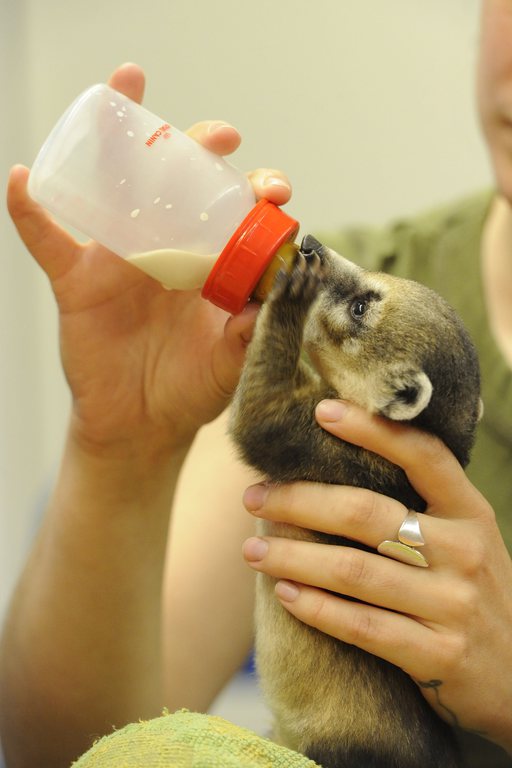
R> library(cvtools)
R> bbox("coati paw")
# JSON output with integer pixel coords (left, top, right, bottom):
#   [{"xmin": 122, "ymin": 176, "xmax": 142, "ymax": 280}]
[{"xmin": 270, "ymin": 250, "xmax": 323, "ymax": 306}]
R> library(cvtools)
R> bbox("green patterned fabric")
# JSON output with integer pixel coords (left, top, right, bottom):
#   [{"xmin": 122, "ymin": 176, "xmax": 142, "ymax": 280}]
[{"xmin": 72, "ymin": 710, "xmax": 320, "ymax": 768}]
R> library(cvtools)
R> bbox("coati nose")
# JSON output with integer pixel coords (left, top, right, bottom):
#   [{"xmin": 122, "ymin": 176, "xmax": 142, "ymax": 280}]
[{"xmin": 300, "ymin": 234, "xmax": 325, "ymax": 256}]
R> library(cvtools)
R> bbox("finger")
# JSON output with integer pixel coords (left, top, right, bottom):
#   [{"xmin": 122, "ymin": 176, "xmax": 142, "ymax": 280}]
[
  {"xmin": 210, "ymin": 303, "xmax": 261, "ymax": 396},
  {"xmin": 107, "ymin": 62, "xmax": 145, "ymax": 104},
  {"xmin": 224, "ymin": 301, "xmax": 260, "ymax": 346},
  {"xmin": 243, "ymin": 481, "xmax": 486, "ymax": 572},
  {"xmin": 244, "ymin": 481, "xmax": 409, "ymax": 549},
  {"xmin": 315, "ymin": 399, "xmax": 486, "ymax": 519},
  {"xmin": 185, "ymin": 122, "xmax": 292, "ymax": 203},
  {"xmin": 272, "ymin": 582, "xmax": 446, "ymax": 681},
  {"xmin": 243, "ymin": 535, "xmax": 451, "ymax": 621},
  {"xmin": 247, "ymin": 168, "xmax": 292, "ymax": 205},
  {"xmin": 7, "ymin": 165, "xmax": 80, "ymax": 281},
  {"xmin": 186, "ymin": 120, "xmax": 242, "ymax": 155}
]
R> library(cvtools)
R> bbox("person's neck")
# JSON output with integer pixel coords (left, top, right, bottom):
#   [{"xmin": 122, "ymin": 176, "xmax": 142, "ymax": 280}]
[{"xmin": 481, "ymin": 193, "xmax": 512, "ymax": 369}]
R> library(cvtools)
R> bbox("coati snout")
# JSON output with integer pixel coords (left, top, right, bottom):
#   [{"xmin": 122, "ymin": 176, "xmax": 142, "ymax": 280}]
[{"xmin": 230, "ymin": 239, "xmax": 480, "ymax": 767}]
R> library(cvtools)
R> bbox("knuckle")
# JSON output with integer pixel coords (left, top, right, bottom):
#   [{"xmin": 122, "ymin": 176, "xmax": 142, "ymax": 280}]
[
  {"xmin": 395, "ymin": 428, "xmax": 445, "ymax": 479},
  {"xmin": 478, "ymin": 499, "xmax": 496, "ymax": 523},
  {"xmin": 336, "ymin": 488, "xmax": 397, "ymax": 542},
  {"xmin": 308, "ymin": 590, "xmax": 333, "ymax": 628},
  {"xmin": 433, "ymin": 632, "xmax": 469, "ymax": 677},
  {"xmin": 332, "ymin": 547, "xmax": 368, "ymax": 587},
  {"xmin": 459, "ymin": 537, "xmax": 487, "ymax": 577},
  {"xmin": 345, "ymin": 488, "xmax": 380, "ymax": 528},
  {"xmin": 409, "ymin": 431, "xmax": 445, "ymax": 472},
  {"xmin": 345, "ymin": 608, "xmax": 377, "ymax": 645},
  {"xmin": 449, "ymin": 582, "xmax": 479, "ymax": 619},
  {"xmin": 472, "ymin": 499, "xmax": 498, "ymax": 538}
]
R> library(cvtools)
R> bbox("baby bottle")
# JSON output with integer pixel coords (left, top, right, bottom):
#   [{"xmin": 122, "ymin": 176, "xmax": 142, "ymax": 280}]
[{"xmin": 28, "ymin": 84, "xmax": 300, "ymax": 314}]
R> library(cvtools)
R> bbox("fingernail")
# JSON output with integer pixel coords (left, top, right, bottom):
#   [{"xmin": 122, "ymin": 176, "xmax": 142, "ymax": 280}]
[
  {"xmin": 243, "ymin": 537, "xmax": 269, "ymax": 562},
  {"xmin": 207, "ymin": 120, "xmax": 237, "ymax": 135},
  {"xmin": 264, "ymin": 175, "xmax": 291, "ymax": 192},
  {"xmin": 275, "ymin": 580, "xmax": 300, "ymax": 602},
  {"xmin": 316, "ymin": 399, "xmax": 347, "ymax": 422},
  {"xmin": 243, "ymin": 483, "xmax": 269, "ymax": 512}
]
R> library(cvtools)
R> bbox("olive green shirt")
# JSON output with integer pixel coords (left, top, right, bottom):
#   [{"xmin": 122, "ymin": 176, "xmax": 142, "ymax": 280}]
[
  {"xmin": 320, "ymin": 191, "xmax": 512, "ymax": 548},
  {"xmin": 320, "ymin": 192, "xmax": 512, "ymax": 766}
]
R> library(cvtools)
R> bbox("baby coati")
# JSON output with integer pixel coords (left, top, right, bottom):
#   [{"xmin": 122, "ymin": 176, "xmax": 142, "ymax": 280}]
[{"xmin": 229, "ymin": 235, "xmax": 481, "ymax": 768}]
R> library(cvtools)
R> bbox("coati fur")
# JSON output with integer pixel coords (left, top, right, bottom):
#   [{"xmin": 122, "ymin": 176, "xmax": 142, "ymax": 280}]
[{"xmin": 229, "ymin": 235, "xmax": 481, "ymax": 768}]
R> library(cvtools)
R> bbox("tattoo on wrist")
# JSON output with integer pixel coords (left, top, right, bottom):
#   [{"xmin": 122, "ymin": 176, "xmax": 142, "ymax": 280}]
[
  {"xmin": 416, "ymin": 679, "xmax": 459, "ymax": 727},
  {"xmin": 416, "ymin": 679, "xmax": 487, "ymax": 738}
]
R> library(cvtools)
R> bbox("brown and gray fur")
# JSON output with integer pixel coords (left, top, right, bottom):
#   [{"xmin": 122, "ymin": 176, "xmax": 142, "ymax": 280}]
[{"xmin": 229, "ymin": 236, "xmax": 481, "ymax": 768}]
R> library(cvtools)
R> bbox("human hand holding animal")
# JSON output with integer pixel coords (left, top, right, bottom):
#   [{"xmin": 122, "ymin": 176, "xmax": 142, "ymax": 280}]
[
  {"xmin": 243, "ymin": 403, "xmax": 512, "ymax": 756},
  {"xmin": 7, "ymin": 62, "xmax": 291, "ymax": 456},
  {"xmin": 231, "ymin": 240, "xmax": 511, "ymax": 765}
]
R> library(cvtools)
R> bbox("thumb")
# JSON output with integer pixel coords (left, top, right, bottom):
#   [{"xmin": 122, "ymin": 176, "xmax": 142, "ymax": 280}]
[
  {"xmin": 7, "ymin": 164, "xmax": 81, "ymax": 282},
  {"xmin": 9, "ymin": 65, "xmax": 146, "ymax": 282},
  {"xmin": 212, "ymin": 303, "xmax": 260, "ymax": 396}
]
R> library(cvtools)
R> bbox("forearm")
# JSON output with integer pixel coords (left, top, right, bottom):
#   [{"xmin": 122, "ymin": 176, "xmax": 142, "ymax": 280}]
[
  {"xmin": 163, "ymin": 412, "xmax": 259, "ymax": 713},
  {"xmin": 0, "ymin": 427, "xmax": 188, "ymax": 768}
]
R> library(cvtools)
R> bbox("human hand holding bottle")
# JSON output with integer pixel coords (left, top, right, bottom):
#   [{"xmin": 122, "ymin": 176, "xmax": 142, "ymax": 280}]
[{"xmin": 7, "ymin": 63, "xmax": 292, "ymax": 458}]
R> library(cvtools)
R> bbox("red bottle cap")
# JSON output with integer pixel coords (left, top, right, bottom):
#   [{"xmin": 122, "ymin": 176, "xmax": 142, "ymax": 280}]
[{"xmin": 201, "ymin": 199, "xmax": 299, "ymax": 314}]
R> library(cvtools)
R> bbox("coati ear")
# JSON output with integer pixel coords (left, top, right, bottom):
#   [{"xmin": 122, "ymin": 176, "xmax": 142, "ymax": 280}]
[{"xmin": 377, "ymin": 368, "xmax": 433, "ymax": 421}]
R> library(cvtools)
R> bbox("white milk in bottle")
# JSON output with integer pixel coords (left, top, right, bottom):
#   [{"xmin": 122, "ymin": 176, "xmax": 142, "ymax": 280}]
[{"xmin": 29, "ymin": 83, "xmax": 300, "ymax": 313}]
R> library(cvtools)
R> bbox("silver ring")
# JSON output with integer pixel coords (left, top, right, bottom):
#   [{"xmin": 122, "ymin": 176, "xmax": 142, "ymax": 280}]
[
  {"xmin": 377, "ymin": 509, "xmax": 429, "ymax": 568},
  {"xmin": 398, "ymin": 509, "xmax": 425, "ymax": 548}
]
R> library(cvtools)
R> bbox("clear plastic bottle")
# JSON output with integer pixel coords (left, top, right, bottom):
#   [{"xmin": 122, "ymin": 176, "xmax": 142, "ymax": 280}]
[{"xmin": 28, "ymin": 84, "xmax": 299, "ymax": 314}]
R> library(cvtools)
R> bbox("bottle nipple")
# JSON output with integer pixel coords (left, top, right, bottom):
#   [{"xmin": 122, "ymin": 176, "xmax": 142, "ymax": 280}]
[{"xmin": 252, "ymin": 241, "xmax": 299, "ymax": 303}]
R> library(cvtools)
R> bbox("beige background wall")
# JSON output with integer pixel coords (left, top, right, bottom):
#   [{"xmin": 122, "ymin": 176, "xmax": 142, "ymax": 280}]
[{"xmin": 1, "ymin": 0, "xmax": 490, "ymax": 615}]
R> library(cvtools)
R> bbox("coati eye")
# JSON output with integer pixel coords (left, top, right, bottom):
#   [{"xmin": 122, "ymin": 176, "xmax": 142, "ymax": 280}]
[{"xmin": 350, "ymin": 298, "xmax": 368, "ymax": 319}]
